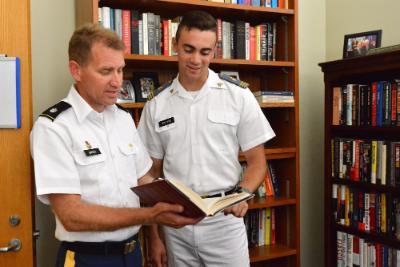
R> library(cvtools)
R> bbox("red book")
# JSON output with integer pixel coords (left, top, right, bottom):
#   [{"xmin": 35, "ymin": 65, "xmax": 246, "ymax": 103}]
[
  {"xmin": 271, "ymin": 208, "xmax": 276, "ymax": 245},
  {"xmin": 121, "ymin": 10, "xmax": 131, "ymax": 54},
  {"xmin": 216, "ymin": 18, "xmax": 222, "ymax": 59},
  {"xmin": 162, "ymin": 20, "xmax": 169, "ymax": 56},
  {"xmin": 250, "ymin": 26, "xmax": 255, "ymax": 61},
  {"xmin": 371, "ymin": 82, "xmax": 377, "ymax": 126}
]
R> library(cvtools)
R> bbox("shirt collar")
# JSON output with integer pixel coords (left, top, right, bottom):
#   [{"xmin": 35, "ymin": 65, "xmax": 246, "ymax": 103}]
[
  {"xmin": 171, "ymin": 69, "xmax": 225, "ymax": 100},
  {"xmin": 65, "ymin": 85, "xmax": 117, "ymax": 124},
  {"xmin": 208, "ymin": 69, "xmax": 228, "ymax": 90}
]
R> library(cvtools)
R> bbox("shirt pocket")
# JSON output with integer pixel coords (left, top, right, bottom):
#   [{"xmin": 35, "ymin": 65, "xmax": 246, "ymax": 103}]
[
  {"xmin": 208, "ymin": 111, "xmax": 240, "ymax": 126},
  {"xmin": 207, "ymin": 110, "xmax": 240, "ymax": 150},
  {"xmin": 116, "ymin": 143, "xmax": 138, "ymax": 187},
  {"xmin": 72, "ymin": 150, "xmax": 106, "ymax": 198}
]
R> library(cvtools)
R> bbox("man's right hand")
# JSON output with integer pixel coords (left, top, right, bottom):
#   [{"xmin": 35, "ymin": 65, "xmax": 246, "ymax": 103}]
[{"xmin": 150, "ymin": 202, "xmax": 202, "ymax": 228}]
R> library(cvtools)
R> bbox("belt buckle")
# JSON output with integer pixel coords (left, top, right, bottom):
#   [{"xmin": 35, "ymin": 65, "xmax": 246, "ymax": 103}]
[{"xmin": 123, "ymin": 240, "xmax": 136, "ymax": 254}]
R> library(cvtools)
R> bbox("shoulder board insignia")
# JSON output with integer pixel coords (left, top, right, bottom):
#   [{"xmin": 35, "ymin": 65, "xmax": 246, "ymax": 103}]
[
  {"xmin": 116, "ymin": 104, "xmax": 129, "ymax": 113},
  {"xmin": 148, "ymin": 80, "xmax": 173, "ymax": 100},
  {"xmin": 39, "ymin": 101, "xmax": 71, "ymax": 122},
  {"xmin": 218, "ymin": 73, "xmax": 249, "ymax": 89}
]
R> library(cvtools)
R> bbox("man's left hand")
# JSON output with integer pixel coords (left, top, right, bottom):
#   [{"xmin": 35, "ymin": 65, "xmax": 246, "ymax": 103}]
[{"xmin": 223, "ymin": 201, "xmax": 248, "ymax": 217}]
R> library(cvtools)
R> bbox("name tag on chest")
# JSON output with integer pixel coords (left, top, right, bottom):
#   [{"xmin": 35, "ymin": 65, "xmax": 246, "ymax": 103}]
[
  {"xmin": 159, "ymin": 117, "xmax": 174, "ymax": 127},
  {"xmin": 84, "ymin": 148, "xmax": 101, "ymax": 157}
]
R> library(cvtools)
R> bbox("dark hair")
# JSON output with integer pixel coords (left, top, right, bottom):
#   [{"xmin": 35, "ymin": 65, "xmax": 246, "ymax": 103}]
[
  {"xmin": 175, "ymin": 10, "xmax": 217, "ymax": 42},
  {"xmin": 68, "ymin": 23, "xmax": 125, "ymax": 66}
]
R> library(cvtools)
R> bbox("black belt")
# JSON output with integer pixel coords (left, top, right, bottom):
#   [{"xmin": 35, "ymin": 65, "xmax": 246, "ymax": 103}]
[
  {"xmin": 62, "ymin": 233, "xmax": 139, "ymax": 255},
  {"xmin": 201, "ymin": 185, "xmax": 242, "ymax": 198}
]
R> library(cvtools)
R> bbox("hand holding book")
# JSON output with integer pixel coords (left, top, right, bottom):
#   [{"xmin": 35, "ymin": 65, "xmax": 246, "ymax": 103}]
[{"xmin": 132, "ymin": 178, "xmax": 254, "ymax": 218}]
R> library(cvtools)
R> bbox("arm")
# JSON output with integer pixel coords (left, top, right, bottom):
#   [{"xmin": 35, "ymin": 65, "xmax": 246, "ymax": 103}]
[
  {"xmin": 142, "ymin": 157, "xmax": 168, "ymax": 267},
  {"xmin": 49, "ymin": 192, "xmax": 200, "ymax": 232},
  {"xmin": 224, "ymin": 144, "xmax": 266, "ymax": 217},
  {"xmin": 49, "ymin": 163, "xmax": 200, "ymax": 232}
]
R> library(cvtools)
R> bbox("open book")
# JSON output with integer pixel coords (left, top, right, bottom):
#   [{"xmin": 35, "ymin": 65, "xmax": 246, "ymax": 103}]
[{"xmin": 131, "ymin": 178, "xmax": 254, "ymax": 218}]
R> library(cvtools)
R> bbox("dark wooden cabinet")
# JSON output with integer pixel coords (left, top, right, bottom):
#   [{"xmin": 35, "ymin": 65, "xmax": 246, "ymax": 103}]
[{"xmin": 320, "ymin": 51, "xmax": 400, "ymax": 267}]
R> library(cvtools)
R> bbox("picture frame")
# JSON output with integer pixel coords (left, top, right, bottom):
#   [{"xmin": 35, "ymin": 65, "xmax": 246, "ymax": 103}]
[
  {"xmin": 132, "ymin": 72, "xmax": 159, "ymax": 102},
  {"xmin": 343, "ymin": 30, "xmax": 382, "ymax": 59},
  {"xmin": 117, "ymin": 80, "xmax": 135, "ymax": 103},
  {"xmin": 220, "ymin": 70, "xmax": 240, "ymax": 81}
]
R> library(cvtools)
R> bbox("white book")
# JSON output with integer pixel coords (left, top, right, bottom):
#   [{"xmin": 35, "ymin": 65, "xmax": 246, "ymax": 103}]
[
  {"xmin": 381, "ymin": 143, "xmax": 387, "ymax": 185},
  {"xmin": 359, "ymin": 237, "xmax": 364, "ymax": 267},
  {"xmin": 142, "ymin": 13, "xmax": 148, "ymax": 55},
  {"xmin": 347, "ymin": 234, "xmax": 353, "ymax": 267},
  {"xmin": 98, "ymin": 7, "xmax": 102, "ymax": 25},
  {"xmin": 245, "ymin": 22, "xmax": 250, "ymax": 60},
  {"xmin": 346, "ymin": 84, "xmax": 353, "ymax": 126},
  {"xmin": 102, "ymin": 7, "xmax": 111, "ymax": 29},
  {"xmin": 114, "ymin": 9, "xmax": 122, "ymax": 39},
  {"xmin": 138, "ymin": 20, "xmax": 143, "ymax": 55}
]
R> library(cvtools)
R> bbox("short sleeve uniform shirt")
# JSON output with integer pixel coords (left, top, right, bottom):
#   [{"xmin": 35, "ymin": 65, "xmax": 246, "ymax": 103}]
[
  {"xmin": 138, "ymin": 69, "xmax": 275, "ymax": 195},
  {"xmin": 31, "ymin": 86, "xmax": 152, "ymax": 242}
]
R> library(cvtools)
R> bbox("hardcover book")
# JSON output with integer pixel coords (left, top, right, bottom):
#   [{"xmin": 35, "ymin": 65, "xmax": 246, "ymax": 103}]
[{"xmin": 132, "ymin": 178, "xmax": 254, "ymax": 218}]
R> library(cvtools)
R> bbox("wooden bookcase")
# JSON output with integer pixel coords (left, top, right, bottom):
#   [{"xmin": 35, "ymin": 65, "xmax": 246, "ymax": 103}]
[
  {"xmin": 320, "ymin": 51, "xmax": 400, "ymax": 267},
  {"xmin": 75, "ymin": 1, "xmax": 299, "ymax": 266}
]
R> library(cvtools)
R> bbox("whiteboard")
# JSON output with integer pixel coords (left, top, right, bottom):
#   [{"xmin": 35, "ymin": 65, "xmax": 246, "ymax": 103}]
[{"xmin": 0, "ymin": 57, "xmax": 20, "ymax": 128}]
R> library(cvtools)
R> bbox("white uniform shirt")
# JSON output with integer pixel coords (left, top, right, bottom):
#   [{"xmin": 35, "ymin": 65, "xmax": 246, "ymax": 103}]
[
  {"xmin": 31, "ymin": 86, "xmax": 152, "ymax": 242},
  {"xmin": 138, "ymin": 69, "xmax": 275, "ymax": 195}
]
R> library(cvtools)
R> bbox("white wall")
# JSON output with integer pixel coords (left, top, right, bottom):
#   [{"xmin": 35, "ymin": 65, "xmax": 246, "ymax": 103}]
[
  {"xmin": 298, "ymin": 1, "xmax": 326, "ymax": 266},
  {"xmin": 30, "ymin": 1, "xmax": 374, "ymax": 267},
  {"xmin": 30, "ymin": 1, "xmax": 74, "ymax": 266},
  {"xmin": 326, "ymin": 0, "xmax": 400, "ymax": 61}
]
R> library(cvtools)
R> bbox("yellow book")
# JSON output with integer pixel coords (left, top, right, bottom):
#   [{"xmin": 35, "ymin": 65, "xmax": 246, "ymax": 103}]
[
  {"xmin": 381, "ymin": 193, "xmax": 387, "ymax": 233},
  {"xmin": 371, "ymin": 140, "xmax": 378, "ymax": 184},
  {"xmin": 265, "ymin": 208, "xmax": 271, "ymax": 245},
  {"xmin": 345, "ymin": 186, "xmax": 350, "ymax": 226}
]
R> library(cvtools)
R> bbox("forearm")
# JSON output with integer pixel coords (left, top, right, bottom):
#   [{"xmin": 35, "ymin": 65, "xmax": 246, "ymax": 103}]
[
  {"xmin": 49, "ymin": 194, "xmax": 156, "ymax": 232},
  {"xmin": 240, "ymin": 144, "xmax": 267, "ymax": 192}
]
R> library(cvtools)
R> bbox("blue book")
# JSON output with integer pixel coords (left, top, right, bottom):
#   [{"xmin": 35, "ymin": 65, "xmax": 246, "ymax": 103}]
[{"xmin": 271, "ymin": 0, "xmax": 278, "ymax": 8}]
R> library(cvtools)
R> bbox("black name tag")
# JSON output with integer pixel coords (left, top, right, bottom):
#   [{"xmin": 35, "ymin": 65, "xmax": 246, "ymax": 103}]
[
  {"xmin": 84, "ymin": 148, "xmax": 101, "ymax": 157},
  {"xmin": 158, "ymin": 117, "xmax": 175, "ymax": 128}
]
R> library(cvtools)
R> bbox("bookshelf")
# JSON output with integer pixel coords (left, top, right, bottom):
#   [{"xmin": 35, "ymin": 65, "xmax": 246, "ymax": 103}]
[
  {"xmin": 75, "ymin": 1, "xmax": 299, "ymax": 266},
  {"xmin": 320, "ymin": 51, "xmax": 400, "ymax": 267}
]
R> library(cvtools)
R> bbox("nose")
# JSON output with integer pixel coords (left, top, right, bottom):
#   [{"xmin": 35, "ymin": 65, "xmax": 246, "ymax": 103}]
[
  {"xmin": 190, "ymin": 52, "xmax": 201, "ymax": 65},
  {"xmin": 110, "ymin": 71, "xmax": 122, "ymax": 88}
]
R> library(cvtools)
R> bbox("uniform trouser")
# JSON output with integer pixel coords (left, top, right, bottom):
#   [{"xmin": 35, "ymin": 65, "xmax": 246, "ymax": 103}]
[
  {"xmin": 163, "ymin": 213, "xmax": 250, "ymax": 267},
  {"xmin": 55, "ymin": 240, "xmax": 142, "ymax": 267}
]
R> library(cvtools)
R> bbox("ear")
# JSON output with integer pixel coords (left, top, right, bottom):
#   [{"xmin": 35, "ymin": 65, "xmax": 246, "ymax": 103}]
[
  {"xmin": 172, "ymin": 37, "xmax": 178, "ymax": 54},
  {"xmin": 69, "ymin": 60, "xmax": 82, "ymax": 82}
]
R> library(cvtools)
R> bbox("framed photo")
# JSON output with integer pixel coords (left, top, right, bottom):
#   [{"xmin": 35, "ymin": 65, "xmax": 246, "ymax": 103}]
[
  {"xmin": 343, "ymin": 30, "xmax": 382, "ymax": 58},
  {"xmin": 132, "ymin": 72, "xmax": 159, "ymax": 102},
  {"xmin": 220, "ymin": 70, "xmax": 240, "ymax": 81},
  {"xmin": 117, "ymin": 80, "xmax": 135, "ymax": 103}
]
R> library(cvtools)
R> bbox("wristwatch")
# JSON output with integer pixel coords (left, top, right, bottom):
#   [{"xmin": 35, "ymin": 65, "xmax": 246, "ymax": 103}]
[{"xmin": 238, "ymin": 186, "xmax": 251, "ymax": 194}]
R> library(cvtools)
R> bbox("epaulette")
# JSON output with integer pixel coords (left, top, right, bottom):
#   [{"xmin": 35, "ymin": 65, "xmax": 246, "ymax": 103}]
[
  {"xmin": 115, "ymin": 104, "xmax": 129, "ymax": 113},
  {"xmin": 39, "ymin": 101, "xmax": 71, "ymax": 122},
  {"xmin": 148, "ymin": 80, "xmax": 173, "ymax": 100},
  {"xmin": 218, "ymin": 73, "xmax": 249, "ymax": 89}
]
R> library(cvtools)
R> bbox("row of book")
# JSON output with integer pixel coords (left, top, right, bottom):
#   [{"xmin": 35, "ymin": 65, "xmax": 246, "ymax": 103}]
[
  {"xmin": 331, "ymin": 138, "xmax": 400, "ymax": 187},
  {"xmin": 244, "ymin": 208, "xmax": 276, "ymax": 247},
  {"xmin": 98, "ymin": 7, "xmax": 277, "ymax": 61},
  {"xmin": 333, "ymin": 184, "xmax": 400, "ymax": 237},
  {"xmin": 208, "ymin": 0, "xmax": 289, "ymax": 8},
  {"xmin": 241, "ymin": 160, "xmax": 280, "ymax": 198},
  {"xmin": 252, "ymin": 90, "xmax": 294, "ymax": 104},
  {"xmin": 337, "ymin": 231, "xmax": 400, "ymax": 267},
  {"xmin": 332, "ymin": 81, "xmax": 400, "ymax": 127}
]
